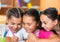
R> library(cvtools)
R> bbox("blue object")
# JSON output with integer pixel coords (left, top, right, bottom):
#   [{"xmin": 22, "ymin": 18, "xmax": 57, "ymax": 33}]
[
  {"xmin": 0, "ymin": 2, "xmax": 1, "ymax": 9},
  {"xmin": 3, "ymin": 30, "xmax": 8, "ymax": 37},
  {"xmin": 23, "ymin": 0, "xmax": 30, "ymax": 3},
  {"xmin": 38, "ymin": 10, "xmax": 40, "ymax": 15}
]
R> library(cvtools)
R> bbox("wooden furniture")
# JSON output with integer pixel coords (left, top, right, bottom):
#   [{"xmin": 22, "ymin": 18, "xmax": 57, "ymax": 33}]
[
  {"xmin": 0, "ymin": 0, "xmax": 15, "ymax": 15},
  {"xmin": 0, "ymin": 0, "xmax": 15, "ymax": 24},
  {"xmin": 30, "ymin": 0, "xmax": 40, "ymax": 6},
  {"xmin": 1, "ymin": 0, "xmax": 15, "ymax": 8}
]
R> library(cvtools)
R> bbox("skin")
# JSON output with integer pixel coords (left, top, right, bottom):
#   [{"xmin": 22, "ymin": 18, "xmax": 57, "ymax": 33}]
[
  {"xmin": 25, "ymin": 14, "xmax": 60, "ymax": 42},
  {"xmin": 22, "ymin": 15, "xmax": 38, "ymax": 33},
  {"xmin": 7, "ymin": 16, "xmax": 22, "ymax": 33},
  {"xmin": 6, "ymin": 16, "xmax": 22, "ymax": 42},
  {"xmin": 40, "ymin": 14, "xmax": 58, "ymax": 31}
]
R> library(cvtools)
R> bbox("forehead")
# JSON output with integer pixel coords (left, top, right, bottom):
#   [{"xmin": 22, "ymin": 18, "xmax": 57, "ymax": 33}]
[
  {"xmin": 23, "ymin": 15, "xmax": 35, "ymax": 23},
  {"xmin": 9, "ymin": 16, "xmax": 22, "ymax": 22},
  {"xmin": 40, "ymin": 14, "xmax": 52, "ymax": 22}
]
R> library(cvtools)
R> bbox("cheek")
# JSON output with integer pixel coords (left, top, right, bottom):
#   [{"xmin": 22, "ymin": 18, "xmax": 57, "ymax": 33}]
[
  {"xmin": 49, "ymin": 25, "xmax": 54, "ymax": 29},
  {"xmin": 49, "ymin": 23, "xmax": 54, "ymax": 28},
  {"xmin": 8, "ymin": 25, "xmax": 14, "ymax": 31},
  {"xmin": 25, "ymin": 26, "xmax": 35, "ymax": 33},
  {"xmin": 18, "ymin": 25, "xmax": 21, "ymax": 28},
  {"xmin": 47, "ymin": 25, "xmax": 54, "ymax": 31},
  {"xmin": 10, "ymin": 25, "xmax": 15, "ymax": 29},
  {"xmin": 31, "ymin": 25, "xmax": 37, "ymax": 31}
]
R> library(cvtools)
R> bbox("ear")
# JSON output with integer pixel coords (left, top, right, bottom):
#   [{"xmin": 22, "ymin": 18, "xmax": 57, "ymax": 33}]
[
  {"xmin": 6, "ymin": 18, "xmax": 9, "ymax": 24},
  {"xmin": 53, "ymin": 19, "xmax": 58, "ymax": 25}
]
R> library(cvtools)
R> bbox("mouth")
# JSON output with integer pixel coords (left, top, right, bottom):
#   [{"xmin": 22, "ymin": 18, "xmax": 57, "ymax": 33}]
[
  {"xmin": 26, "ymin": 29, "xmax": 32, "ymax": 33},
  {"xmin": 12, "ymin": 29, "xmax": 18, "ymax": 33},
  {"xmin": 45, "ymin": 28, "xmax": 50, "ymax": 31}
]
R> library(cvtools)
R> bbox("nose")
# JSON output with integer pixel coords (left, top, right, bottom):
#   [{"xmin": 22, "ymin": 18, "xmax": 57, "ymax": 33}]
[
  {"xmin": 24, "ymin": 24, "xmax": 27, "ymax": 28},
  {"xmin": 23, "ymin": 24, "xmax": 29, "ymax": 29},
  {"xmin": 42, "ymin": 23, "xmax": 45, "ymax": 28},
  {"xmin": 14, "ymin": 25, "xmax": 18, "ymax": 29}
]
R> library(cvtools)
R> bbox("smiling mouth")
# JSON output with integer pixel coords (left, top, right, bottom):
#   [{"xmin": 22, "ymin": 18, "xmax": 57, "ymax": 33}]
[
  {"xmin": 45, "ymin": 28, "xmax": 51, "ymax": 31},
  {"xmin": 26, "ymin": 29, "xmax": 32, "ymax": 32}
]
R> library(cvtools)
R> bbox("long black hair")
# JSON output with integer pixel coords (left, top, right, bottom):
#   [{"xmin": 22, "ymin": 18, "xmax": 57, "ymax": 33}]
[{"xmin": 40, "ymin": 7, "xmax": 59, "ymax": 35}]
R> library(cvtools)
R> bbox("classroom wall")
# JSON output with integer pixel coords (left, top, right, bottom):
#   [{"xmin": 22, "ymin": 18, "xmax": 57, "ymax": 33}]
[
  {"xmin": 0, "ymin": 15, "xmax": 6, "ymax": 24},
  {"xmin": 40, "ymin": 0, "xmax": 60, "ymax": 15}
]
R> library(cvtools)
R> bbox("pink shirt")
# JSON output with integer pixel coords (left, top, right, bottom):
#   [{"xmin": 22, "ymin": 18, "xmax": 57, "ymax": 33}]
[{"xmin": 34, "ymin": 30, "xmax": 53, "ymax": 38}]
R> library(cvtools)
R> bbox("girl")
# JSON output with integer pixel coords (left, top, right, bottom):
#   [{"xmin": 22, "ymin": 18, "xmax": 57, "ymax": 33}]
[
  {"xmin": 5, "ymin": 8, "xmax": 24, "ymax": 42},
  {"xmin": 25, "ymin": 8, "xmax": 60, "ymax": 42},
  {"xmin": 22, "ymin": 8, "xmax": 40, "ymax": 40},
  {"xmin": 22, "ymin": 8, "xmax": 40, "ymax": 33}
]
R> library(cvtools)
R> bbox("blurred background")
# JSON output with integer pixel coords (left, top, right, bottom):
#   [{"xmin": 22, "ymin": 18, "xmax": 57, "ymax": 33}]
[{"xmin": 0, "ymin": 0, "xmax": 60, "ymax": 24}]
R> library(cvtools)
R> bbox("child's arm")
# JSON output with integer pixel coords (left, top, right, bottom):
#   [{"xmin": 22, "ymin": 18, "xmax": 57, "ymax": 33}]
[
  {"xmin": 11, "ymin": 36, "xmax": 18, "ymax": 42},
  {"xmin": 27, "ymin": 33, "xmax": 60, "ymax": 42},
  {"xmin": 6, "ymin": 37, "xmax": 11, "ymax": 42},
  {"xmin": 37, "ymin": 34, "xmax": 60, "ymax": 42},
  {"xmin": 6, "ymin": 36, "xmax": 18, "ymax": 42}
]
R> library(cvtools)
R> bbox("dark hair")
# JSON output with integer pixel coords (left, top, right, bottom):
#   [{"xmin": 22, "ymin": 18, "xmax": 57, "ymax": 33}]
[
  {"xmin": 40, "ymin": 7, "xmax": 58, "ymax": 21},
  {"xmin": 40, "ymin": 7, "xmax": 59, "ymax": 35},
  {"xmin": 6, "ymin": 8, "xmax": 24, "ymax": 19},
  {"xmin": 24, "ymin": 8, "xmax": 40, "ymax": 23},
  {"xmin": 58, "ymin": 15, "xmax": 60, "ymax": 21}
]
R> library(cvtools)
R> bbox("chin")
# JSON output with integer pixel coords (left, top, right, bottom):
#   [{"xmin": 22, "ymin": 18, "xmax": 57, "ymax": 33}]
[
  {"xmin": 45, "ymin": 29, "xmax": 50, "ymax": 31},
  {"xmin": 27, "ymin": 31, "xmax": 32, "ymax": 33},
  {"xmin": 27, "ymin": 31, "xmax": 31, "ymax": 33},
  {"xmin": 47, "ymin": 30, "xmax": 51, "ymax": 31},
  {"xmin": 14, "ymin": 30, "xmax": 18, "ymax": 33}
]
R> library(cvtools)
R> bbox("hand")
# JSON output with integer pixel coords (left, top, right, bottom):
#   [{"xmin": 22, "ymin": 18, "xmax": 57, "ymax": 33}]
[
  {"xmin": 6, "ymin": 37, "xmax": 11, "ymax": 42},
  {"xmin": 6, "ymin": 36, "xmax": 18, "ymax": 42},
  {"xmin": 11, "ymin": 36, "xmax": 18, "ymax": 42},
  {"xmin": 27, "ymin": 33, "xmax": 38, "ymax": 42}
]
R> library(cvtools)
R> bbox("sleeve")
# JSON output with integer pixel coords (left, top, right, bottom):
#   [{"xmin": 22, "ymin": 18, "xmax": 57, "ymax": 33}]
[
  {"xmin": 21, "ymin": 28, "xmax": 28, "ymax": 40},
  {"xmin": 0, "ymin": 24, "xmax": 7, "ymax": 37},
  {"xmin": 19, "ymin": 41, "xmax": 25, "ymax": 42}
]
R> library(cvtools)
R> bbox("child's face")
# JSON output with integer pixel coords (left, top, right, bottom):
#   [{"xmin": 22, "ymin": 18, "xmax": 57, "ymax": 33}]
[
  {"xmin": 23, "ymin": 15, "xmax": 38, "ymax": 33},
  {"xmin": 40, "ymin": 14, "xmax": 57, "ymax": 31},
  {"xmin": 7, "ymin": 16, "xmax": 22, "ymax": 33}
]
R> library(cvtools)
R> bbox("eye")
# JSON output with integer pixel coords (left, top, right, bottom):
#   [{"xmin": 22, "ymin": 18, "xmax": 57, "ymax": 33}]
[
  {"xmin": 11, "ymin": 23, "xmax": 15, "ymax": 25},
  {"xmin": 18, "ymin": 23, "xmax": 21, "ymax": 25},
  {"xmin": 27, "ymin": 23, "xmax": 31, "ymax": 26},
  {"xmin": 44, "ymin": 22, "xmax": 46, "ymax": 24},
  {"xmin": 43, "ymin": 21, "xmax": 46, "ymax": 24}
]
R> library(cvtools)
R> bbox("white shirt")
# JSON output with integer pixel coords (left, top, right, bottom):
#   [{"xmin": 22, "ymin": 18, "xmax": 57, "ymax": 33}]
[
  {"xmin": 0, "ymin": 24, "xmax": 28, "ymax": 42},
  {"xmin": 0, "ymin": 24, "xmax": 7, "ymax": 37},
  {"xmin": 6, "ymin": 27, "xmax": 28, "ymax": 42}
]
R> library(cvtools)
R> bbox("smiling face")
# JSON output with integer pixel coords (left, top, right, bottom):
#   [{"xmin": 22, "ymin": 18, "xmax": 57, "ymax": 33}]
[
  {"xmin": 22, "ymin": 15, "xmax": 38, "ymax": 33},
  {"xmin": 7, "ymin": 16, "xmax": 22, "ymax": 33},
  {"xmin": 40, "ymin": 14, "xmax": 58, "ymax": 31}
]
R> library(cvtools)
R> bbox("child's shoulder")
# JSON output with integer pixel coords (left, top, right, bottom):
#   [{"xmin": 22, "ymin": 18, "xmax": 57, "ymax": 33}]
[
  {"xmin": 40, "ymin": 29, "xmax": 53, "ymax": 34},
  {"xmin": 0, "ymin": 24, "xmax": 8, "ymax": 30}
]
